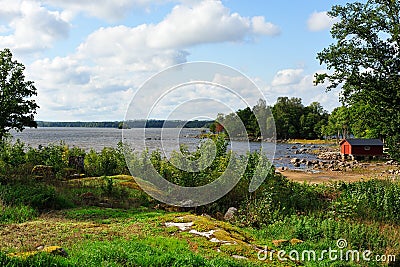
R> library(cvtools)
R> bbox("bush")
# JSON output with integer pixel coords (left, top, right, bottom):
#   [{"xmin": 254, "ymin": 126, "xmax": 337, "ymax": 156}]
[
  {"xmin": 256, "ymin": 215, "xmax": 388, "ymax": 254},
  {"xmin": 0, "ymin": 182, "xmax": 73, "ymax": 211},
  {"xmin": 84, "ymin": 144, "xmax": 128, "ymax": 177},
  {"xmin": 0, "ymin": 202, "xmax": 38, "ymax": 224},
  {"xmin": 0, "ymin": 139, "xmax": 89, "ymax": 179},
  {"xmin": 0, "ymin": 139, "xmax": 26, "ymax": 167},
  {"xmin": 336, "ymin": 179, "xmax": 400, "ymax": 223}
]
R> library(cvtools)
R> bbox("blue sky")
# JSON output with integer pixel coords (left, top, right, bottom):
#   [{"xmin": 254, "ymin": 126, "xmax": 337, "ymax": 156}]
[{"xmin": 0, "ymin": 0, "xmax": 357, "ymax": 121}]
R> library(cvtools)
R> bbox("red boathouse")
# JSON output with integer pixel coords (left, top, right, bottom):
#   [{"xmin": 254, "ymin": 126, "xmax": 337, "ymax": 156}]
[{"xmin": 340, "ymin": 138, "xmax": 384, "ymax": 160}]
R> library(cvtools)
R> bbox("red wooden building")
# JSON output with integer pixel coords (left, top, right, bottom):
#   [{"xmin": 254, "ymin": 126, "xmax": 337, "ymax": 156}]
[{"xmin": 340, "ymin": 138, "xmax": 384, "ymax": 160}]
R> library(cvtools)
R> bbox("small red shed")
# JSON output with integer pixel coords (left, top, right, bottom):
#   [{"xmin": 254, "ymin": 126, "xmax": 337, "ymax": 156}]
[{"xmin": 340, "ymin": 138, "xmax": 384, "ymax": 159}]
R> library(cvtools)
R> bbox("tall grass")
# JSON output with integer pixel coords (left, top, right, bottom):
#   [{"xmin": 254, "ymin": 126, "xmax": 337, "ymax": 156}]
[
  {"xmin": 0, "ymin": 201, "xmax": 38, "ymax": 224},
  {"xmin": 335, "ymin": 179, "xmax": 400, "ymax": 223},
  {"xmin": 0, "ymin": 182, "xmax": 73, "ymax": 211}
]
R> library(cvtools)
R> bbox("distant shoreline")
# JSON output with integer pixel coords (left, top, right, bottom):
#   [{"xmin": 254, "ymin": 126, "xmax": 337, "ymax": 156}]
[{"xmin": 36, "ymin": 120, "xmax": 213, "ymax": 129}]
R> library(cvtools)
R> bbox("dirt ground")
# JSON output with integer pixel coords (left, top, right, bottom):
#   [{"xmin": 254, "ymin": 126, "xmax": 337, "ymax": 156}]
[{"xmin": 278, "ymin": 164, "xmax": 398, "ymax": 184}]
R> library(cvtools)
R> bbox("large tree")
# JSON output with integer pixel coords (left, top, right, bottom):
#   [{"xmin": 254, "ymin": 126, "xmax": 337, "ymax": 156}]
[
  {"xmin": 315, "ymin": 0, "xmax": 400, "ymax": 159},
  {"xmin": 323, "ymin": 106, "xmax": 351, "ymax": 142},
  {"xmin": 272, "ymin": 97, "xmax": 304, "ymax": 139},
  {"xmin": 0, "ymin": 48, "xmax": 39, "ymax": 140},
  {"xmin": 300, "ymin": 102, "xmax": 329, "ymax": 139}
]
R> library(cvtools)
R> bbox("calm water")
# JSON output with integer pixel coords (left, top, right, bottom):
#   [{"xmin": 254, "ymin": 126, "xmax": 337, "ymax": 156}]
[{"xmin": 11, "ymin": 127, "xmax": 321, "ymax": 169}]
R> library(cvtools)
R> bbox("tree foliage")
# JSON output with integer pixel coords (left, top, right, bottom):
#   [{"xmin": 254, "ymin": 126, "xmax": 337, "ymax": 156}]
[
  {"xmin": 0, "ymin": 48, "xmax": 39, "ymax": 140},
  {"xmin": 212, "ymin": 97, "xmax": 328, "ymax": 140},
  {"xmin": 272, "ymin": 97, "xmax": 328, "ymax": 140},
  {"xmin": 315, "ymin": 0, "xmax": 400, "ymax": 159},
  {"xmin": 322, "ymin": 106, "xmax": 351, "ymax": 141}
]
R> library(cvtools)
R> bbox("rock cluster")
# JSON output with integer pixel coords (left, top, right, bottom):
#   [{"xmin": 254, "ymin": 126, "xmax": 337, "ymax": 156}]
[
  {"xmin": 289, "ymin": 156, "xmax": 400, "ymax": 174},
  {"xmin": 383, "ymin": 169, "xmax": 400, "ymax": 175},
  {"xmin": 386, "ymin": 160, "xmax": 399, "ymax": 166},
  {"xmin": 290, "ymin": 158, "xmax": 318, "ymax": 168},
  {"xmin": 287, "ymin": 144, "xmax": 318, "ymax": 155},
  {"xmin": 289, "ymin": 157, "xmax": 365, "ymax": 171},
  {"xmin": 317, "ymin": 152, "xmax": 342, "ymax": 160}
]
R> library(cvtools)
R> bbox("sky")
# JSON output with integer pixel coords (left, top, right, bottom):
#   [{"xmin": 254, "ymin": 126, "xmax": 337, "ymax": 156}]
[{"xmin": 0, "ymin": 0, "xmax": 356, "ymax": 121}]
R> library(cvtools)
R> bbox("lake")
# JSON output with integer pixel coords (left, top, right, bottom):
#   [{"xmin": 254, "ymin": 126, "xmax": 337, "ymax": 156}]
[{"xmin": 11, "ymin": 127, "xmax": 321, "ymax": 169}]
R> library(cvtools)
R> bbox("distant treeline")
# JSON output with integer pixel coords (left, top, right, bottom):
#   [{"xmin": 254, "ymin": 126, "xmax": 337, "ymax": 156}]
[
  {"xmin": 37, "ymin": 121, "xmax": 121, "ymax": 128},
  {"xmin": 36, "ymin": 120, "xmax": 213, "ymax": 129}
]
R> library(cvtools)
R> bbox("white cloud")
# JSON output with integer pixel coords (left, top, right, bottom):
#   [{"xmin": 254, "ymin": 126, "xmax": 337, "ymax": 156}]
[
  {"xmin": 0, "ymin": 1, "xmax": 70, "ymax": 53},
  {"xmin": 29, "ymin": 57, "xmax": 91, "ymax": 86},
  {"xmin": 0, "ymin": 25, "xmax": 10, "ymax": 33},
  {"xmin": 0, "ymin": 0, "xmax": 22, "ymax": 22},
  {"xmin": 43, "ymin": 0, "xmax": 171, "ymax": 21},
  {"xmin": 251, "ymin": 16, "xmax": 280, "ymax": 36},
  {"xmin": 307, "ymin": 11, "xmax": 338, "ymax": 32},
  {"xmin": 76, "ymin": 1, "xmax": 279, "ymax": 67},
  {"xmin": 148, "ymin": 1, "xmax": 279, "ymax": 48},
  {"xmin": 271, "ymin": 68, "xmax": 304, "ymax": 86},
  {"xmin": 265, "ymin": 68, "xmax": 340, "ymax": 111}
]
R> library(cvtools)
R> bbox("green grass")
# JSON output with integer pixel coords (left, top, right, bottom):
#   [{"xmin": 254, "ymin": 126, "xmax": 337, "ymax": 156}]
[
  {"xmin": 61, "ymin": 206, "xmax": 163, "ymax": 223},
  {"xmin": 0, "ymin": 182, "xmax": 74, "ymax": 211},
  {"xmin": 0, "ymin": 236, "xmax": 262, "ymax": 267},
  {"xmin": 286, "ymin": 139, "xmax": 337, "ymax": 145},
  {"xmin": 0, "ymin": 204, "xmax": 38, "ymax": 224}
]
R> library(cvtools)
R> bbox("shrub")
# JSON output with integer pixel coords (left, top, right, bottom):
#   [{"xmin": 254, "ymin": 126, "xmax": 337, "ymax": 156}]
[
  {"xmin": 84, "ymin": 145, "xmax": 128, "ymax": 177},
  {"xmin": 0, "ymin": 203, "xmax": 38, "ymax": 224},
  {"xmin": 0, "ymin": 139, "xmax": 26, "ymax": 167},
  {"xmin": 336, "ymin": 179, "xmax": 400, "ymax": 223},
  {"xmin": 0, "ymin": 182, "xmax": 73, "ymax": 211}
]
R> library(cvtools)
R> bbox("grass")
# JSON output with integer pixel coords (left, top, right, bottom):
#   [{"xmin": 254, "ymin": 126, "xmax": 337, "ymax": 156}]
[
  {"xmin": 0, "ymin": 208, "xmax": 272, "ymax": 266},
  {"xmin": 0, "ymin": 236, "xmax": 263, "ymax": 267},
  {"xmin": 0, "ymin": 163, "xmax": 399, "ymax": 266},
  {"xmin": 1, "ymin": 204, "xmax": 399, "ymax": 266},
  {"xmin": 286, "ymin": 139, "xmax": 337, "ymax": 145},
  {"xmin": 0, "ymin": 203, "xmax": 38, "ymax": 224}
]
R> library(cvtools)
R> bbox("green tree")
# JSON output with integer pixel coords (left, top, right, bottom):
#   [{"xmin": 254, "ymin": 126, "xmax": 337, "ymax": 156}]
[
  {"xmin": 315, "ymin": 0, "xmax": 400, "ymax": 159},
  {"xmin": 323, "ymin": 106, "xmax": 351, "ymax": 142},
  {"xmin": 300, "ymin": 102, "xmax": 329, "ymax": 139},
  {"xmin": 348, "ymin": 102, "xmax": 385, "ymax": 139},
  {"xmin": 0, "ymin": 48, "xmax": 39, "ymax": 140},
  {"xmin": 236, "ymin": 107, "xmax": 257, "ymax": 138},
  {"xmin": 272, "ymin": 97, "xmax": 304, "ymax": 139}
]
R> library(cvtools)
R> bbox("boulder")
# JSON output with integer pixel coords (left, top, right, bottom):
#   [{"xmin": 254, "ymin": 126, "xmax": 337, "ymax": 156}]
[
  {"xmin": 68, "ymin": 156, "xmax": 85, "ymax": 173},
  {"xmin": 31, "ymin": 165, "xmax": 54, "ymax": 179},
  {"xmin": 290, "ymin": 238, "xmax": 303, "ymax": 245},
  {"xmin": 224, "ymin": 207, "xmax": 238, "ymax": 221},
  {"xmin": 272, "ymin": 239, "xmax": 289, "ymax": 247},
  {"xmin": 290, "ymin": 158, "xmax": 300, "ymax": 164}
]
